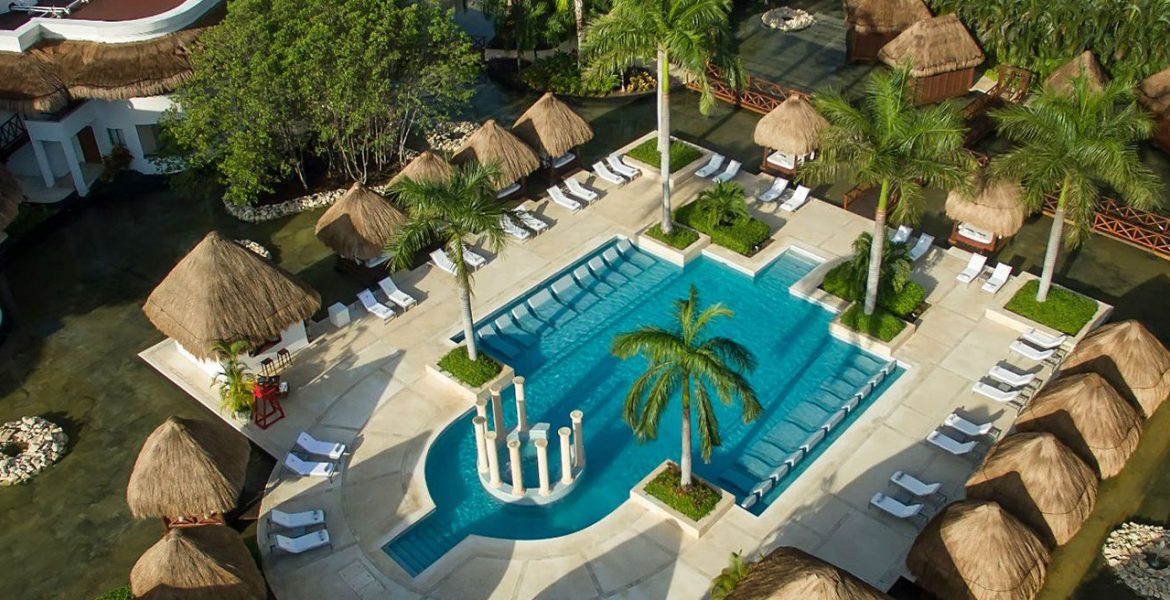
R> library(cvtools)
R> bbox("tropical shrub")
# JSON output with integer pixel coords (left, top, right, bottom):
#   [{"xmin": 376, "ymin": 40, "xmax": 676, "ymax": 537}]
[
  {"xmin": 100, "ymin": 145, "xmax": 133, "ymax": 182},
  {"xmin": 211, "ymin": 341, "xmax": 255, "ymax": 416},
  {"xmin": 675, "ymin": 195, "xmax": 770, "ymax": 257},
  {"xmin": 521, "ymin": 53, "xmax": 619, "ymax": 96},
  {"xmin": 839, "ymin": 305, "xmax": 906, "ymax": 342},
  {"xmin": 438, "ymin": 346, "xmax": 502, "ymax": 387},
  {"xmin": 645, "ymin": 222, "xmax": 700, "ymax": 250},
  {"xmin": 692, "ymin": 181, "xmax": 749, "ymax": 229},
  {"xmin": 94, "ymin": 586, "xmax": 132, "ymax": 600},
  {"xmin": 709, "ymin": 553, "xmax": 752, "ymax": 600},
  {"xmin": 626, "ymin": 138, "xmax": 703, "ymax": 172},
  {"xmin": 643, "ymin": 462, "xmax": 721, "ymax": 520},
  {"xmin": 626, "ymin": 70, "xmax": 656, "ymax": 93},
  {"xmin": 882, "ymin": 282, "xmax": 926, "ymax": 319}
]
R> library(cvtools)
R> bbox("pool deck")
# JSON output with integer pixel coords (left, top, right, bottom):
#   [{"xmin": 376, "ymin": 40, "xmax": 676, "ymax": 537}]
[{"xmin": 142, "ymin": 140, "xmax": 1096, "ymax": 599}]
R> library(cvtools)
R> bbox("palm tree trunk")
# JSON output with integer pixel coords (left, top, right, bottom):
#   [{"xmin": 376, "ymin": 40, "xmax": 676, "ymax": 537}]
[
  {"xmin": 453, "ymin": 242, "xmax": 479, "ymax": 361},
  {"xmin": 864, "ymin": 180, "xmax": 891, "ymax": 315},
  {"xmin": 657, "ymin": 46, "xmax": 673, "ymax": 234},
  {"xmin": 573, "ymin": 0, "xmax": 585, "ymax": 69},
  {"xmin": 680, "ymin": 376, "xmax": 692, "ymax": 488},
  {"xmin": 1037, "ymin": 183, "xmax": 1069, "ymax": 303}
]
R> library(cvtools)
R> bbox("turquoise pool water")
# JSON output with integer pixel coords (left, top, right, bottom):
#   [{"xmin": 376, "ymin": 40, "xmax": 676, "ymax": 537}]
[{"xmin": 383, "ymin": 239, "xmax": 901, "ymax": 576}]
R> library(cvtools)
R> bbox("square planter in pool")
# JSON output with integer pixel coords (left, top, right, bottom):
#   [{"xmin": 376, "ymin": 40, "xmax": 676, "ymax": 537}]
[
  {"xmin": 630, "ymin": 460, "xmax": 736, "ymax": 538},
  {"xmin": 426, "ymin": 360, "xmax": 516, "ymax": 404}
]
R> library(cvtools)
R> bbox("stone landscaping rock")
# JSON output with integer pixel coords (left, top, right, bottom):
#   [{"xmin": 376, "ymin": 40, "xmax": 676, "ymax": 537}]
[
  {"xmin": 762, "ymin": 7, "xmax": 816, "ymax": 32},
  {"xmin": 236, "ymin": 239, "xmax": 272, "ymax": 260},
  {"xmin": 0, "ymin": 417, "xmax": 68, "ymax": 485},
  {"xmin": 1104, "ymin": 521, "xmax": 1170, "ymax": 599}
]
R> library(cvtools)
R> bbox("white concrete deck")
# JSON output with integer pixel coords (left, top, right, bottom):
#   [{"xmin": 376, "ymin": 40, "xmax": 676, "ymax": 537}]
[{"xmin": 142, "ymin": 150, "xmax": 1082, "ymax": 599}]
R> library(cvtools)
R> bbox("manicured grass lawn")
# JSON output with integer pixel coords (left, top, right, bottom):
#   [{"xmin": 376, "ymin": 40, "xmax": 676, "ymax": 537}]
[
  {"xmin": 627, "ymin": 138, "xmax": 703, "ymax": 172},
  {"xmin": 1005, "ymin": 280, "xmax": 1098, "ymax": 335},
  {"xmin": 645, "ymin": 222, "xmax": 700, "ymax": 250},
  {"xmin": 838, "ymin": 305, "xmax": 906, "ymax": 342},
  {"xmin": 644, "ymin": 463, "xmax": 721, "ymax": 521},
  {"xmin": 438, "ymin": 346, "xmax": 502, "ymax": 387}
]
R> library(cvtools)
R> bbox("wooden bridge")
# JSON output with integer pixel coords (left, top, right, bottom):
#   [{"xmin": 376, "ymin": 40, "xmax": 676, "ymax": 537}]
[
  {"xmin": 688, "ymin": 66, "xmax": 798, "ymax": 115},
  {"xmin": 1042, "ymin": 196, "xmax": 1170, "ymax": 259}
]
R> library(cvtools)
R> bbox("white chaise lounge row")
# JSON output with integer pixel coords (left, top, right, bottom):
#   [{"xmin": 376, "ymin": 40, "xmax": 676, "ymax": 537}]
[
  {"xmin": 953, "ymin": 252, "xmax": 1014, "ymax": 294},
  {"xmin": 755, "ymin": 177, "xmax": 812, "ymax": 212}
]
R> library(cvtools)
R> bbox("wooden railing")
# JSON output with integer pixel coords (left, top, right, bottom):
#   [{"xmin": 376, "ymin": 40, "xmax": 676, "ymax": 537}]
[
  {"xmin": 962, "ymin": 66, "xmax": 1032, "ymax": 148},
  {"xmin": 0, "ymin": 114, "xmax": 27, "ymax": 161},
  {"xmin": 1042, "ymin": 195, "xmax": 1170, "ymax": 259},
  {"xmin": 689, "ymin": 66, "xmax": 797, "ymax": 115}
]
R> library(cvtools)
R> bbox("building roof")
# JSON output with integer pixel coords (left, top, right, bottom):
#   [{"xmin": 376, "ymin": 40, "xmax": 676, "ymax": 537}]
[
  {"xmin": 944, "ymin": 170, "xmax": 1026, "ymax": 237},
  {"xmin": 724, "ymin": 546, "xmax": 891, "ymax": 600},
  {"xmin": 315, "ymin": 182, "xmax": 407, "ymax": 261},
  {"xmin": 1045, "ymin": 51, "xmax": 1109, "ymax": 96},
  {"xmin": 451, "ymin": 119, "xmax": 540, "ymax": 191},
  {"xmin": 389, "ymin": 151, "xmax": 454, "ymax": 187},
  {"xmin": 512, "ymin": 92, "xmax": 593, "ymax": 159},
  {"xmin": 130, "ymin": 525, "xmax": 266, "ymax": 600},
  {"xmin": 844, "ymin": 0, "xmax": 931, "ymax": 34},
  {"xmin": 878, "ymin": 14, "xmax": 984, "ymax": 78},
  {"xmin": 1061, "ymin": 320, "xmax": 1170, "ymax": 418}
]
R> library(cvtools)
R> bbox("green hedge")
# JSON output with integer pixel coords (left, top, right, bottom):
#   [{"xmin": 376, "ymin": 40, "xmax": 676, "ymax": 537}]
[
  {"xmin": 1004, "ymin": 280, "xmax": 1097, "ymax": 335},
  {"xmin": 839, "ymin": 305, "xmax": 907, "ymax": 342},
  {"xmin": 645, "ymin": 223, "xmax": 699, "ymax": 250},
  {"xmin": 438, "ymin": 346, "xmax": 502, "ymax": 387},
  {"xmin": 644, "ymin": 463, "xmax": 721, "ymax": 521},
  {"xmin": 675, "ymin": 202, "xmax": 771, "ymax": 256},
  {"xmin": 821, "ymin": 263, "xmax": 925, "ymax": 319},
  {"xmin": 94, "ymin": 587, "xmax": 132, "ymax": 600},
  {"xmin": 821, "ymin": 263, "xmax": 854, "ymax": 299},
  {"xmin": 627, "ymin": 138, "xmax": 703, "ymax": 172}
]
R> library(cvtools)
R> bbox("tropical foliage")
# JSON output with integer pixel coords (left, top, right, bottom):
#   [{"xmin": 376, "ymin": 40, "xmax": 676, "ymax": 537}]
[
  {"xmin": 643, "ymin": 462, "xmax": 722, "ymax": 520},
  {"xmin": 438, "ymin": 346, "xmax": 503, "ymax": 387},
  {"xmin": 211, "ymin": 341, "xmax": 255, "ymax": 415},
  {"xmin": 626, "ymin": 138, "xmax": 703, "ymax": 172},
  {"xmin": 483, "ymin": 0, "xmax": 573, "ymax": 65},
  {"xmin": 645, "ymin": 222, "xmax": 700, "ymax": 250},
  {"xmin": 692, "ymin": 182, "xmax": 749, "ymax": 229},
  {"xmin": 520, "ymin": 53, "xmax": 620, "ymax": 96},
  {"xmin": 612, "ymin": 286, "xmax": 761, "ymax": 487},
  {"xmin": 1004, "ymin": 281, "xmax": 1098, "ymax": 335},
  {"xmin": 822, "ymin": 233, "xmax": 925, "ymax": 319},
  {"xmin": 709, "ymin": 552, "xmax": 752, "ymax": 600}
]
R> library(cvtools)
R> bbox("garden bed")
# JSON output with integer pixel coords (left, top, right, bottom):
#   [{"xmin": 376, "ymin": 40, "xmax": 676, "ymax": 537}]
[
  {"xmin": 1004, "ymin": 280, "xmax": 1098, "ymax": 335},
  {"xmin": 426, "ymin": 347, "xmax": 514, "ymax": 403},
  {"xmin": 514, "ymin": 53, "xmax": 657, "ymax": 98},
  {"xmin": 629, "ymin": 460, "xmax": 735, "ymax": 538},
  {"xmin": 627, "ymin": 138, "xmax": 704, "ymax": 173},
  {"xmin": 644, "ymin": 223, "xmax": 700, "ymax": 251},
  {"xmin": 675, "ymin": 200, "xmax": 771, "ymax": 257}
]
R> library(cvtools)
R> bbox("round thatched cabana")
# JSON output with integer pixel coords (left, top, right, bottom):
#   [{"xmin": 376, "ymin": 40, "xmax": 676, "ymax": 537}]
[
  {"xmin": 945, "ymin": 170, "xmax": 1026, "ymax": 251},
  {"xmin": 388, "ymin": 150, "xmax": 454, "ymax": 187},
  {"xmin": 130, "ymin": 525, "xmax": 266, "ymax": 600},
  {"xmin": 878, "ymin": 14, "xmax": 985, "ymax": 105},
  {"xmin": 126, "ymin": 417, "xmax": 249, "ymax": 523},
  {"xmin": 843, "ymin": 0, "xmax": 931, "ymax": 62},
  {"xmin": 1139, "ymin": 65, "xmax": 1170, "ymax": 154},
  {"xmin": 512, "ymin": 92, "xmax": 594, "ymax": 174},
  {"xmin": 315, "ymin": 182, "xmax": 407, "ymax": 262},
  {"xmin": 143, "ymin": 231, "xmax": 321, "ymax": 361},
  {"xmin": 1060, "ymin": 320, "xmax": 1170, "ymax": 418},
  {"xmin": 451, "ymin": 118, "xmax": 540, "ymax": 198},
  {"xmin": 0, "ymin": 164, "xmax": 24, "ymax": 232},
  {"xmin": 965, "ymin": 432, "xmax": 1098, "ymax": 548},
  {"xmin": 724, "ymin": 546, "xmax": 891, "ymax": 599},
  {"xmin": 1045, "ymin": 51, "xmax": 1109, "ymax": 96},
  {"xmin": 753, "ymin": 94, "xmax": 827, "ymax": 176},
  {"xmin": 907, "ymin": 500, "xmax": 1050, "ymax": 600},
  {"xmin": 1015, "ymin": 372, "xmax": 1143, "ymax": 479}
]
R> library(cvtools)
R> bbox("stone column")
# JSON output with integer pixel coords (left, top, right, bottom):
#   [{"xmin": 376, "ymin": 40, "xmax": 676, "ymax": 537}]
[
  {"xmin": 513, "ymin": 376, "xmax": 528, "ymax": 434},
  {"xmin": 475, "ymin": 397, "xmax": 488, "ymax": 422},
  {"xmin": 508, "ymin": 439, "xmax": 525, "ymax": 496},
  {"xmin": 30, "ymin": 139, "xmax": 55, "ymax": 188},
  {"xmin": 490, "ymin": 387, "xmax": 504, "ymax": 435},
  {"xmin": 485, "ymin": 431, "xmax": 502, "ymax": 488},
  {"xmin": 534, "ymin": 439, "xmax": 550, "ymax": 496},
  {"xmin": 472, "ymin": 416, "xmax": 489, "ymax": 473},
  {"xmin": 60, "ymin": 137, "xmax": 89, "ymax": 197},
  {"xmin": 558, "ymin": 427, "xmax": 573, "ymax": 485},
  {"xmin": 571, "ymin": 410, "xmax": 585, "ymax": 468}
]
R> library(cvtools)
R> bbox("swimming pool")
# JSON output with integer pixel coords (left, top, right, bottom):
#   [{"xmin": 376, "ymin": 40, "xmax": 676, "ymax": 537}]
[{"xmin": 383, "ymin": 239, "xmax": 902, "ymax": 576}]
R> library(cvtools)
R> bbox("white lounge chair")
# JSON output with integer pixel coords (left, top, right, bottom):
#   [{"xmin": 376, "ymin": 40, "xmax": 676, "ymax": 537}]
[
  {"xmin": 356, "ymin": 289, "xmax": 394, "ymax": 322},
  {"xmin": 909, "ymin": 233, "xmax": 935, "ymax": 261},
  {"xmin": 284, "ymin": 453, "xmax": 336, "ymax": 480},
  {"xmin": 592, "ymin": 162, "xmax": 626, "ymax": 185},
  {"xmin": 607, "ymin": 155, "xmax": 641, "ymax": 179},
  {"xmin": 377, "ymin": 277, "xmax": 417, "ymax": 311},
  {"xmin": 430, "ymin": 249, "xmax": 459, "ymax": 275},
  {"xmin": 944, "ymin": 413, "xmax": 998, "ymax": 437},
  {"xmin": 973, "ymin": 380, "xmax": 1023, "ymax": 404},
  {"xmin": 890, "ymin": 471, "xmax": 944, "ymax": 499},
  {"xmin": 1009, "ymin": 339, "xmax": 1057, "ymax": 361},
  {"xmin": 1021, "ymin": 329, "xmax": 1067, "ymax": 349},
  {"xmin": 981, "ymin": 263, "xmax": 1012, "ymax": 293},
  {"xmin": 565, "ymin": 178, "xmax": 599, "ymax": 203},
  {"xmin": 547, "ymin": 186, "xmax": 583, "ymax": 212},
  {"xmin": 268, "ymin": 508, "xmax": 325, "ymax": 530},
  {"xmin": 758, "ymin": 177, "xmax": 789, "ymax": 203},
  {"xmin": 956, "ymin": 253, "xmax": 988, "ymax": 284},
  {"xmin": 500, "ymin": 215, "xmax": 532, "ymax": 240},
  {"xmin": 712, "ymin": 160, "xmax": 741, "ymax": 183},
  {"xmin": 461, "ymin": 244, "xmax": 487, "ymax": 269},
  {"xmin": 694, "ymin": 154, "xmax": 725, "ymax": 178},
  {"xmin": 891, "ymin": 225, "xmax": 912, "ymax": 245},
  {"xmin": 870, "ymin": 492, "xmax": 923, "ymax": 520},
  {"xmin": 514, "ymin": 210, "xmax": 549, "ymax": 233},
  {"xmin": 779, "ymin": 185, "xmax": 811, "ymax": 213},
  {"xmin": 927, "ymin": 430, "xmax": 979, "ymax": 455},
  {"xmin": 296, "ymin": 432, "xmax": 346, "ymax": 460},
  {"xmin": 271, "ymin": 530, "xmax": 331, "ymax": 555},
  {"xmin": 988, "ymin": 364, "xmax": 1036, "ymax": 387}
]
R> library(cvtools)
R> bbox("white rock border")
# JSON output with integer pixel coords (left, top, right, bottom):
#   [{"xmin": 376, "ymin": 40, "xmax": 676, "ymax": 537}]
[
  {"xmin": 762, "ymin": 7, "xmax": 816, "ymax": 32},
  {"xmin": 0, "ymin": 417, "xmax": 68, "ymax": 485},
  {"xmin": 1103, "ymin": 521, "xmax": 1170, "ymax": 599},
  {"xmin": 236, "ymin": 239, "xmax": 272, "ymax": 260}
]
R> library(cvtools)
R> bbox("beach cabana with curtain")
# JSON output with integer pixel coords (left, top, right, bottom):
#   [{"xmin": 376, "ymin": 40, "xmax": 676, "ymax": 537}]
[
  {"xmin": 1139, "ymin": 65, "xmax": 1170, "ymax": 153},
  {"xmin": 724, "ymin": 546, "xmax": 891, "ymax": 600},
  {"xmin": 1045, "ymin": 51, "xmax": 1109, "ymax": 96},
  {"xmin": 1060, "ymin": 320, "xmax": 1170, "ymax": 418},
  {"xmin": 965, "ymin": 432, "xmax": 1098, "ymax": 548},
  {"xmin": 907, "ymin": 500, "xmax": 1050, "ymax": 600},
  {"xmin": 389, "ymin": 150, "xmax": 454, "ymax": 187},
  {"xmin": 126, "ymin": 417, "xmax": 250, "ymax": 526},
  {"xmin": 512, "ymin": 92, "xmax": 594, "ymax": 177},
  {"xmin": 843, "ymin": 0, "xmax": 931, "ymax": 62},
  {"xmin": 945, "ymin": 170, "xmax": 1026, "ymax": 251},
  {"xmin": 753, "ymin": 94, "xmax": 827, "ymax": 176},
  {"xmin": 315, "ymin": 182, "xmax": 407, "ymax": 270},
  {"xmin": 451, "ymin": 119, "xmax": 540, "ymax": 200},
  {"xmin": 130, "ymin": 525, "xmax": 266, "ymax": 600},
  {"xmin": 143, "ymin": 231, "xmax": 321, "ymax": 374},
  {"xmin": 878, "ymin": 14, "xmax": 985, "ymax": 105}
]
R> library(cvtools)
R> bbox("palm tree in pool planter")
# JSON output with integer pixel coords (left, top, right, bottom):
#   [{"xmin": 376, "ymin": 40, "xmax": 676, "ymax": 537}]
[
  {"xmin": 584, "ymin": 0, "xmax": 743, "ymax": 235},
  {"xmin": 387, "ymin": 163, "xmax": 507, "ymax": 362},
  {"xmin": 800, "ymin": 65, "xmax": 974, "ymax": 315},
  {"xmin": 991, "ymin": 76, "xmax": 1162, "ymax": 302},
  {"xmin": 612, "ymin": 285, "xmax": 761, "ymax": 487}
]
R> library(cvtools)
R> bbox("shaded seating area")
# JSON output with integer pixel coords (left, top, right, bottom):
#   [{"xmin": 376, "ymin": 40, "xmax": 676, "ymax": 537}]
[
  {"xmin": 752, "ymin": 93, "xmax": 826, "ymax": 177},
  {"xmin": 1139, "ymin": 65, "xmax": 1170, "ymax": 154},
  {"xmin": 389, "ymin": 150, "xmax": 454, "ymax": 187},
  {"xmin": 723, "ymin": 546, "xmax": 891, "ymax": 599},
  {"xmin": 878, "ymin": 14, "xmax": 985, "ymax": 105},
  {"xmin": 1045, "ymin": 51, "xmax": 1109, "ymax": 96},
  {"xmin": 315, "ymin": 182, "xmax": 407, "ymax": 283},
  {"xmin": 1059, "ymin": 320, "xmax": 1170, "ymax": 418},
  {"xmin": 130, "ymin": 524, "xmax": 266, "ymax": 600},
  {"xmin": 452, "ymin": 119, "xmax": 540, "ymax": 200},
  {"xmin": 944, "ymin": 169, "xmax": 1026, "ymax": 252},
  {"xmin": 511, "ymin": 92, "xmax": 594, "ymax": 180},
  {"xmin": 843, "ymin": 0, "xmax": 931, "ymax": 62}
]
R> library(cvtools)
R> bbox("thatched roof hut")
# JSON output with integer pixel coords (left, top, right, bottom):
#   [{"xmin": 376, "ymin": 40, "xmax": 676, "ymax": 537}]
[
  {"xmin": 844, "ymin": 0, "xmax": 932, "ymax": 34},
  {"xmin": 1060, "ymin": 320, "xmax": 1170, "ymax": 418},
  {"xmin": 965, "ymin": 432, "xmax": 1098, "ymax": 548},
  {"xmin": 1015, "ymin": 373, "xmax": 1143, "ymax": 478},
  {"xmin": 130, "ymin": 525, "xmax": 266, "ymax": 600},
  {"xmin": 1045, "ymin": 51, "xmax": 1109, "ymax": 96},
  {"xmin": 0, "ymin": 164, "xmax": 24, "ymax": 232},
  {"xmin": 879, "ymin": 14, "xmax": 984, "ymax": 104},
  {"xmin": 143, "ymin": 231, "xmax": 321, "ymax": 360},
  {"xmin": 945, "ymin": 171, "xmax": 1026, "ymax": 237},
  {"xmin": 724, "ymin": 546, "xmax": 891, "ymax": 600},
  {"xmin": 512, "ymin": 92, "xmax": 594, "ymax": 160},
  {"xmin": 315, "ymin": 182, "xmax": 407, "ymax": 261},
  {"xmin": 388, "ymin": 150, "xmax": 454, "ymax": 187},
  {"xmin": 907, "ymin": 500, "xmax": 1050, "ymax": 600},
  {"xmin": 451, "ymin": 119, "xmax": 540, "ymax": 191},
  {"xmin": 753, "ymin": 94, "xmax": 827, "ymax": 158},
  {"xmin": 126, "ymin": 417, "xmax": 249, "ymax": 520},
  {"xmin": 1139, "ymin": 65, "xmax": 1170, "ymax": 117}
]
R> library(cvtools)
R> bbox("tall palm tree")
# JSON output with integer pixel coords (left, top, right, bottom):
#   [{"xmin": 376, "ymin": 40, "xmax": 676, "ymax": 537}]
[
  {"xmin": 800, "ymin": 66, "xmax": 974, "ymax": 315},
  {"xmin": 991, "ymin": 76, "xmax": 1162, "ymax": 302},
  {"xmin": 612, "ymin": 286, "xmax": 760, "ymax": 487},
  {"xmin": 387, "ymin": 163, "xmax": 507, "ymax": 361},
  {"xmin": 584, "ymin": 0, "xmax": 743, "ymax": 234},
  {"xmin": 556, "ymin": 0, "xmax": 587, "ymax": 68}
]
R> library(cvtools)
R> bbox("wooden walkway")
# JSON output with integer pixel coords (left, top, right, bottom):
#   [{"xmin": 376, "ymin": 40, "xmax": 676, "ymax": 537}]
[{"xmin": 1043, "ymin": 196, "xmax": 1170, "ymax": 260}]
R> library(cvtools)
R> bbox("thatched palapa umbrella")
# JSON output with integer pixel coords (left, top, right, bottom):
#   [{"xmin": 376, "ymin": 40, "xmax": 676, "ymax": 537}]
[
  {"xmin": 753, "ymin": 94, "xmax": 827, "ymax": 175},
  {"xmin": 388, "ymin": 150, "xmax": 454, "ymax": 187},
  {"xmin": 0, "ymin": 164, "xmax": 24, "ymax": 232},
  {"xmin": 126, "ymin": 417, "xmax": 249, "ymax": 522},
  {"xmin": 143, "ymin": 231, "xmax": 321, "ymax": 360},
  {"xmin": 907, "ymin": 500, "xmax": 1050, "ymax": 600},
  {"xmin": 1139, "ymin": 65, "xmax": 1170, "ymax": 117},
  {"xmin": 130, "ymin": 525, "xmax": 266, "ymax": 600},
  {"xmin": 315, "ymin": 182, "xmax": 407, "ymax": 261},
  {"xmin": 512, "ymin": 92, "xmax": 594, "ymax": 164},
  {"xmin": 1060, "ymin": 320, "xmax": 1170, "ymax": 418},
  {"xmin": 451, "ymin": 118, "xmax": 540, "ymax": 192},
  {"xmin": 1045, "ymin": 51, "xmax": 1109, "ymax": 96},
  {"xmin": 965, "ymin": 432, "xmax": 1098, "ymax": 548},
  {"xmin": 945, "ymin": 170, "xmax": 1026, "ymax": 243},
  {"xmin": 843, "ymin": 0, "xmax": 931, "ymax": 62},
  {"xmin": 878, "ymin": 14, "xmax": 984, "ymax": 104},
  {"xmin": 724, "ymin": 546, "xmax": 891, "ymax": 600},
  {"xmin": 1015, "ymin": 372, "xmax": 1142, "ymax": 478}
]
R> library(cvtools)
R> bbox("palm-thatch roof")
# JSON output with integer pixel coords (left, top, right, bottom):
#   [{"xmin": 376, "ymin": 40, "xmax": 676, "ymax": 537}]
[
  {"xmin": 143, "ymin": 231, "xmax": 321, "ymax": 360},
  {"xmin": 878, "ymin": 14, "xmax": 985, "ymax": 78},
  {"xmin": 844, "ymin": 0, "xmax": 932, "ymax": 34},
  {"xmin": 0, "ymin": 50, "xmax": 67, "ymax": 113},
  {"xmin": 130, "ymin": 525, "xmax": 266, "ymax": 600},
  {"xmin": 1045, "ymin": 51, "xmax": 1109, "ymax": 96},
  {"xmin": 451, "ymin": 119, "xmax": 540, "ymax": 191},
  {"xmin": 314, "ymin": 182, "xmax": 407, "ymax": 261},
  {"xmin": 1060, "ymin": 320, "xmax": 1170, "ymax": 418},
  {"xmin": 907, "ymin": 500, "xmax": 1050, "ymax": 600},
  {"xmin": 965, "ymin": 432, "xmax": 1098, "ymax": 548},
  {"xmin": 126, "ymin": 417, "xmax": 249, "ymax": 519},
  {"xmin": 512, "ymin": 92, "xmax": 594, "ymax": 159},
  {"xmin": 1139, "ymin": 65, "xmax": 1170, "ymax": 118},
  {"xmin": 724, "ymin": 546, "xmax": 891, "ymax": 600},
  {"xmin": 0, "ymin": 164, "xmax": 24, "ymax": 232},
  {"xmin": 389, "ymin": 150, "xmax": 454, "ymax": 187},
  {"xmin": 753, "ymin": 94, "xmax": 828, "ymax": 157},
  {"xmin": 945, "ymin": 171, "xmax": 1027, "ymax": 237}
]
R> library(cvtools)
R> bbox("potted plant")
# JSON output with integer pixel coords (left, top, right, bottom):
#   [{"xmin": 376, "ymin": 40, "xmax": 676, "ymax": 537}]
[{"xmin": 210, "ymin": 341, "xmax": 256, "ymax": 419}]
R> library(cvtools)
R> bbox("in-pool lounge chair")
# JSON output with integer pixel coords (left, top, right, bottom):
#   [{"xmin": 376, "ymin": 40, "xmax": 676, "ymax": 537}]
[
  {"xmin": 296, "ymin": 432, "xmax": 347, "ymax": 460},
  {"xmin": 1020, "ymin": 329, "xmax": 1067, "ymax": 349},
  {"xmin": 377, "ymin": 277, "xmax": 417, "ymax": 311},
  {"xmin": 973, "ymin": 380, "xmax": 1023, "ymax": 404},
  {"xmin": 695, "ymin": 154, "xmax": 725, "ymax": 178},
  {"xmin": 944, "ymin": 413, "xmax": 999, "ymax": 438},
  {"xmin": 779, "ymin": 185, "xmax": 811, "ymax": 213},
  {"xmin": 758, "ymin": 177, "xmax": 789, "ymax": 203},
  {"xmin": 908, "ymin": 234, "xmax": 935, "ymax": 261},
  {"xmin": 565, "ymin": 178, "xmax": 599, "ymax": 203},
  {"xmin": 981, "ymin": 263, "xmax": 1012, "ymax": 294},
  {"xmin": 890, "ymin": 471, "xmax": 945, "ymax": 500},
  {"xmin": 592, "ymin": 162, "xmax": 626, "ymax": 185},
  {"xmin": 1009, "ymin": 339, "xmax": 1057, "ymax": 361},
  {"xmin": 988, "ymin": 363, "xmax": 1036, "ymax": 387},
  {"xmin": 271, "ymin": 530, "xmax": 332, "ymax": 555},
  {"xmin": 870, "ymin": 492, "xmax": 924, "ymax": 520},
  {"xmin": 548, "ymin": 186, "xmax": 583, "ymax": 212},
  {"xmin": 514, "ymin": 210, "xmax": 549, "ymax": 233},
  {"xmin": 268, "ymin": 508, "xmax": 325, "ymax": 531},
  {"xmin": 607, "ymin": 155, "xmax": 641, "ymax": 179},
  {"xmin": 284, "ymin": 453, "xmax": 336, "ymax": 480},
  {"xmin": 712, "ymin": 160, "xmax": 741, "ymax": 183},
  {"xmin": 956, "ymin": 253, "xmax": 988, "ymax": 284},
  {"xmin": 356, "ymin": 289, "xmax": 394, "ymax": 322},
  {"xmin": 430, "ymin": 249, "xmax": 459, "ymax": 275},
  {"xmin": 500, "ymin": 214, "xmax": 532, "ymax": 240},
  {"xmin": 927, "ymin": 430, "xmax": 978, "ymax": 456},
  {"xmin": 891, "ymin": 225, "xmax": 912, "ymax": 244}
]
